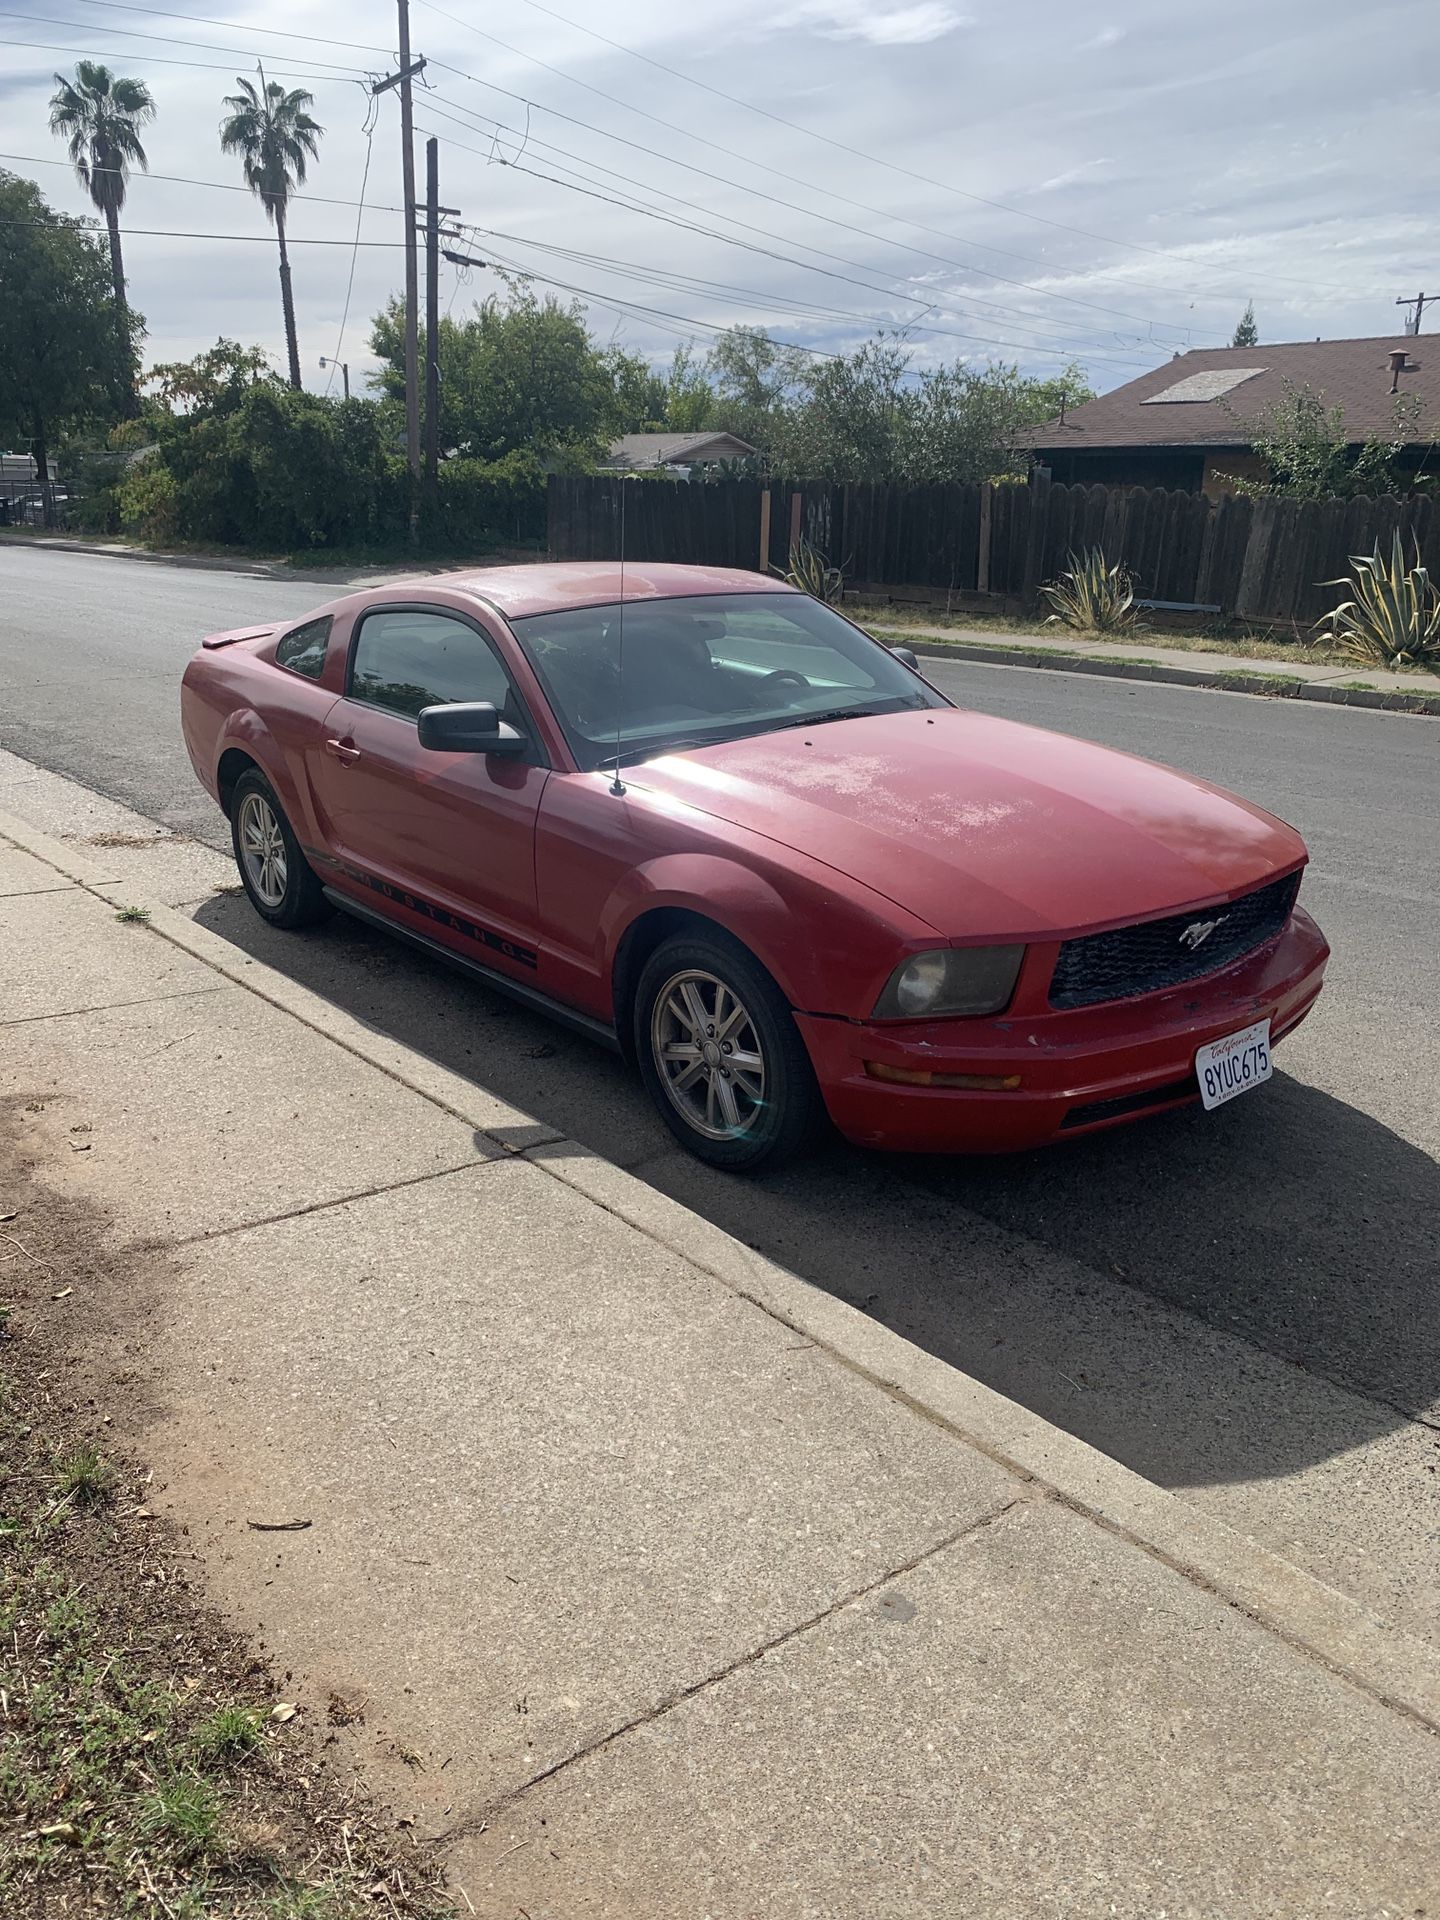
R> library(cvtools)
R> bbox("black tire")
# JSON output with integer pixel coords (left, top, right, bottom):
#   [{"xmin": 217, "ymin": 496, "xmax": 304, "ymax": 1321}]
[
  {"xmin": 633, "ymin": 929, "xmax": 824, "ymax": 1171},
  {"xmin": 229, "ymin": 767, "xmax": 331, "ymax": 930}
]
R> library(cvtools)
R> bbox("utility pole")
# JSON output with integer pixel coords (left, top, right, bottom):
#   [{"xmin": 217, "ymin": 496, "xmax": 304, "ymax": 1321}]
[
  {"xmin": 1396, "ymin": 290, "xmax": 1428, "ymax": 335},
  {"xmin": 372, "ymin": 3, "xmax": 426, "ymax": 539}
]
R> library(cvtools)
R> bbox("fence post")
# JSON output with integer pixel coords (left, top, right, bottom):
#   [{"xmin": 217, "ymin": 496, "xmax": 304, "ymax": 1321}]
[
  {"xmin": 758, "ymin": 487, "xmax": 771, "ymax": 573},
  {"xmin": 977, "ymin": 483, "xmax": 993, "ymax": 593},
  {"xmin": 1021, "ymin": 468, "xmax": 1051, "ymax": 607},
  {"xmin": 789, "ymin": 489, "xmax": 803, "ymax": 556}
]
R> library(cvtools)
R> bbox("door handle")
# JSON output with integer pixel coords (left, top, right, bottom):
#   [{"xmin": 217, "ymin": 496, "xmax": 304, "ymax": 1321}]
[{"xmin": 324, "ymin": 736, "xmax": 361, "ymax": 764}]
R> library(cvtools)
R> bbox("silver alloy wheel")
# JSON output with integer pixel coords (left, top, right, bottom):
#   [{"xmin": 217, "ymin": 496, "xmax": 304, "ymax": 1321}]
[
  {"xmin": 651, "ymin": 968, "xmax": 768, "ymax": 1140},
  {"xmin": 237, "ymin": 790, "xmax": 288, "ymax": 909}
]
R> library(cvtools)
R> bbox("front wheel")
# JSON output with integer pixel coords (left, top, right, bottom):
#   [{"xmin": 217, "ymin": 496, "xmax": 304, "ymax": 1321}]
[
  {"xmin": 230, "ymin": 768, "xmax": 331, "ymax": 929},
  {"xmin": 633, "ymin": 931, "xmax": 824, "ymax": 1171}
]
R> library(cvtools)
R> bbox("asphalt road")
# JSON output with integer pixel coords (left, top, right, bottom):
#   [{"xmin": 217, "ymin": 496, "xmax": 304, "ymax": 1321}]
[{"xmin": 4, "ymin": 544, "xmax": 1439, "ymax": 1639}]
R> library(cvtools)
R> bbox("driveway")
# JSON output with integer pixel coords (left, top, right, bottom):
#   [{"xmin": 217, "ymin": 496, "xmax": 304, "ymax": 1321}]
[{"xmin": 3, "ymin": 543, "xmax": 1437, "ymax": 1643}]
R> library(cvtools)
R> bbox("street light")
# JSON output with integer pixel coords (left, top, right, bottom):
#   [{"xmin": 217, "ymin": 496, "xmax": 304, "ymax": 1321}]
[{"xmin": 319, "ymin": 355, "xmax": 350, "ymax": 400}]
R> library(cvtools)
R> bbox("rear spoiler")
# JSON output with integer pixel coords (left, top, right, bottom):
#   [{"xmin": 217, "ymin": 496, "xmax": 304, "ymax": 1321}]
[{"xmin": 201, "ymin": 624, "xmax": 278, "ymax": 650}]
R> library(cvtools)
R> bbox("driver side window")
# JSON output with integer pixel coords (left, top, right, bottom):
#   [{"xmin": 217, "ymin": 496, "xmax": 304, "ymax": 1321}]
[{"xmin": 350, "ymin": 610, "xmax": 513, "ymax": 720}]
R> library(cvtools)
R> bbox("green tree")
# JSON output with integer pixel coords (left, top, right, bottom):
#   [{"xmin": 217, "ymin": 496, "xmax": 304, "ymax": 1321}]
[
  {"xmin": 774, "ymin": 336, "xmax": 909, "ymax": 481},
  {"xmin": 603, "ymin": 345, "xmax": 668, "ymax": 433},
  {"xmin": 1231, "ymin": 302, "xmax": 1259, "ymax": 348},
  {"xmin": 148, "ymin": 337, "xmax": 276, "ymax": 412},
  {"xmin": 663, "ymin": 343, "xmax": 715, "ymax": 432},
  {"xmin": 1224, "ymin": 377, "xmax": 1421, "ymax": 500},
  {"xmin": 0, "ymin": 170, "xmax": 133, "ymax": 491},
  {"xmin": 370, "ymin": 286, "xmax": 616, "ymax": 462},
  {"xmin": 705, "ymin": 325, "xmax": 807, "ymax": 443},
  {"xmin": 48, "ymin": 60, "xmax": 155, "ymax": 408},
  {"xmin": 220, "ymin": 77, "xmax": 323, "ymax": 391},
  {"xmin": 707, "ymin": 325, "xmax": 1100, "ymax": 485}
]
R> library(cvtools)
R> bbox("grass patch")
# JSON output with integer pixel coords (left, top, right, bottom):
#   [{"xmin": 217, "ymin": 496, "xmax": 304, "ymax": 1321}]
[
  {"xmin": 191, "ymin": 1703, "xmax": 264, "ymax": 1762},
  {"xmin": 1334, "ymin": 679, "xmax": 1378, "ymax": 691},
  {"xmin": 114, "ymin": 904, "xmax": 152, "ymax": 925},
  {"xmin": 53, "ymin": 1439, "xmax": 117, "ymax": 1505}
]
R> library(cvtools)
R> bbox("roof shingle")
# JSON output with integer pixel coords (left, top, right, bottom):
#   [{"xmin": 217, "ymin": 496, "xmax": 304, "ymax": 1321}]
[{"xmin": 1024, "ymin": 336, "xmax": 1438, "ymax": 452}]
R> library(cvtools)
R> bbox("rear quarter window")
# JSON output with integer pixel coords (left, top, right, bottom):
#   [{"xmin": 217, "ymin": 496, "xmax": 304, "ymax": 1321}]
[{"xmin": 275, "ymin": 615, "xmax": 333, "ymax": 680}]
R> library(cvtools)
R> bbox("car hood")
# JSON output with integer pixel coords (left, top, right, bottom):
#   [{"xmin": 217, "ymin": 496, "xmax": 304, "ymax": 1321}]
[{"xmin": 625, "ymin": 708, "xmax": 1306, "ymax": 939}]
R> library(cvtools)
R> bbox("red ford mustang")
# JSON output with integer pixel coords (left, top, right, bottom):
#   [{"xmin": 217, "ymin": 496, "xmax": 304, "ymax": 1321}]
[{"xmin": 181, "ymin": 562, "xmax": 1328, "ymax": 1170}]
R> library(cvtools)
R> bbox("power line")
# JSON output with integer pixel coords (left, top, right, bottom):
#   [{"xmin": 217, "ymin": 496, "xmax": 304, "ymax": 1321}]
[
  {"xmin": 0, "ymin": 149, "xmax": 406, "ymax": 215},
  {"xmin": 419, "ymin": 48, "xmax": 1217, "ymax": 342},
  {"xmin": 460, "ymin": 220, "xmax": 1158, "ymax": 367},
  {"xmin": 0, "ymin": 34, "xmax": 365, "ymax": 83},
  {"xmin": 0, "ymin": 217, "xmax": 407, "ymax": 246},
  {"xmin": 491, "ymin": 0, "xmax": 1349, "ymax": 298},
  {"xmin": 67, "ymin": 0, "xmax": 395, "ymax": 57},
  {"xmin": 17, "ymin": 6, "xmax": 1188, "ymax": 354},
  {"xmin": 417, "ymin": 108, "xmax": 1160, "ymax": 369},
  {"xmin": 0, "ymin": 11, "xmax": 370, "ymax": 74},
  {"xmin": 324, "ymin": 98, "xmax": 380, "ymax": 396}
]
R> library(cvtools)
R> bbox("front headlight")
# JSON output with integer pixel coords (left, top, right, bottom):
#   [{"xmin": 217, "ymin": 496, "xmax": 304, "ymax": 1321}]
[{"xmin": 873, "ymin": 945, "xmax": 1024, "ymax": 1019}]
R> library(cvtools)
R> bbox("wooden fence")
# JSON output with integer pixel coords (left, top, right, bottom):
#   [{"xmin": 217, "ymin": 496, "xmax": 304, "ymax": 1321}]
[{"xmin": 547, "ymin": 473, "xmax": 1440, "ymax": 627}]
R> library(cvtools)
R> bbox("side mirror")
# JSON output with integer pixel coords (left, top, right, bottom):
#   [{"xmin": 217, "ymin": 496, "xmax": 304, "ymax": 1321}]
[
  {"xmin": 417, "ymin": 701, "xmax": 528, "ymax": 757},
  {"xmin": 890, "ymin": 645, "xmax": 920, "ymax": 671}
]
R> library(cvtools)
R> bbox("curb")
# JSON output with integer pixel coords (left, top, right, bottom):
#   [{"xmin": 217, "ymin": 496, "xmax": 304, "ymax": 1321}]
[
  {"xmin": 0, "ymin": 532, "xmax": 297, "ymax": 580},
  {"xmin": 4, "ymin": 800, "xmax": 1439, "ymax": 1737},
  {"xmin": 903, "ymin": 639, "xmax": 1440, "ymax": 718}
]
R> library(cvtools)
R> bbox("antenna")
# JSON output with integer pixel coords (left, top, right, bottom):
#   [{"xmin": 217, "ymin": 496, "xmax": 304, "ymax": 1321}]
[{"xmin": 609, "ymin": 477, "xmax": 627, "ymax": 796}]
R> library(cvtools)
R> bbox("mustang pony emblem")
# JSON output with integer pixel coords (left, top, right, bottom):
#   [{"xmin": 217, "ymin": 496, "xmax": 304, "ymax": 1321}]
[{"xmin": 1178, "ymin": 915, "xmax": 1229, "ymax": 951}]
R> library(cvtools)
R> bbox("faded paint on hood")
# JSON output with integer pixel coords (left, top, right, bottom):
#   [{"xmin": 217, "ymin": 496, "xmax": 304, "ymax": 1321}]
[{"xmin": 625, "ymin": 708, "xmax": 1306, "ymax": 940}]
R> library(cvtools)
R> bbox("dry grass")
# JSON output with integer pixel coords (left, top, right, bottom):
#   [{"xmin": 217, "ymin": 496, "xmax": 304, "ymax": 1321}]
[{"xmin": 0, "ymin": 1109, "xmax": 455, "ymax": 1920}]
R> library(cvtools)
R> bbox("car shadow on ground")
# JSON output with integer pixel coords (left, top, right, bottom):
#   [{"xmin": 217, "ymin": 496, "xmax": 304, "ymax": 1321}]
[{"xmin": 192, "ymin": 895, "xmax": 1439, "ymax": 1500}]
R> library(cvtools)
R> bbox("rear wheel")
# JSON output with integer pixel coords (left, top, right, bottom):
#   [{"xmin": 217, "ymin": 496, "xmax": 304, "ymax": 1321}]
[
  {"xmin": 230, "ymin": 768, "xmax": 330, "ymax": 929},
  {"xmin": 634, "ymin": 930, "xmax": 823, "ymax": 1171}
]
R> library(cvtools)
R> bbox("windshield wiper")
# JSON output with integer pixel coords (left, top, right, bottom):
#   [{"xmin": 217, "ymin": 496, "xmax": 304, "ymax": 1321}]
[{"xmin": 773, "ymin": 704, "xmax": 906, "ymax": 730}]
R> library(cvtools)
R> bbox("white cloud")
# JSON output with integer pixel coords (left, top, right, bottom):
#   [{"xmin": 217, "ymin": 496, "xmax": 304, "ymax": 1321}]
[
  {"xmin": 780, "ymin": 3, "xmax": 968, "ymax": 46},
  {"xmin": 6, "ymin": 0, "xmax": 1437, "ymax": 396}
]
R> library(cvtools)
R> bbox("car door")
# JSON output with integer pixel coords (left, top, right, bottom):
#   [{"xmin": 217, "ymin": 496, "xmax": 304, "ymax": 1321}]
[{"xmin": 307, "ymin": 603, "xmax": 549, "ymax": 982}]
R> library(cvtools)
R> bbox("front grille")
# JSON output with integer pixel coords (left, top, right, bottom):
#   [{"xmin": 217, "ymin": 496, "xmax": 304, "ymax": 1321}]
[{"xmin": 1049, "ymin": 870, "xmax": 1302, "ymax": 1011}]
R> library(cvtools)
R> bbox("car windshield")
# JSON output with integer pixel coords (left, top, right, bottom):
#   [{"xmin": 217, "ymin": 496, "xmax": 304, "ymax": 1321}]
[{"xmin": 507, "ymin": 591, "xmax": 947, "ymax": 771}]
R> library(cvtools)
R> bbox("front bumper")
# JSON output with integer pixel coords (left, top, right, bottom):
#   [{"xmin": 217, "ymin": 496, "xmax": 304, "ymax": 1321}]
[{"xmin": 796, "ymin": 908, "xmax": 1328, "ymax": 1154}]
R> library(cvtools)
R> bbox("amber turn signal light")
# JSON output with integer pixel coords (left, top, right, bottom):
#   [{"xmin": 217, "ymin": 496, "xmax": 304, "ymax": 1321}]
[{"xmin": 864, "ymin": 1061, "xmax": 1022, "ymax": 1091}]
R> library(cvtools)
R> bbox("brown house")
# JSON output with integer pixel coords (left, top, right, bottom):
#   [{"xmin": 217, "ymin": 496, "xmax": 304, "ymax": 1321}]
[{"xmin": 1023, "ymin": 335, "xmax": 1439, "ymax": 499}]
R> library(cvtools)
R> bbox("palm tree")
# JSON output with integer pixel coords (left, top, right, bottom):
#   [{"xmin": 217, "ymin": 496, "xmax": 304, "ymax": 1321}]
[
  {"xmin": 49, "ymin": 60, "xmax": 155, "ymax": 402},
  {"xmin": 220, "ymin": 76, "xmax": 323, "ymax": 390}
]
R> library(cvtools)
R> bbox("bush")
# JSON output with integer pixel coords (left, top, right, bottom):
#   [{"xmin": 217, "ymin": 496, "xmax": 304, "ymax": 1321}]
[
  {"xmin": 120, "ymin": 379, "xmax": 409, "ymax": 552},
  {"xmin": 1041, "ymin": 548, "xmax": 1137, "ymax": 634},
  {"xmin": 115, "ymin": 454, "xmax": 179, "ymax": 543},
  {"xmin": 1314, "ymin": 533, "xmax": 1440, "ymax": 666},
  {"xmin": 430, "ymin": 449, "xmax": 545, "ymax": 549}
]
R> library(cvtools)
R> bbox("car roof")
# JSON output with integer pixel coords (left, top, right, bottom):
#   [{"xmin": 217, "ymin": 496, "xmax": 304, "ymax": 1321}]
[{"xmin": 379, "ymin": 561, "xmax": 794, "ymax": 620}]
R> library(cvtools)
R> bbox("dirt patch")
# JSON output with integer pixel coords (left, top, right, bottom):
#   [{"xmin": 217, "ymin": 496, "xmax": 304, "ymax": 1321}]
[{"xmin": 0, "ymin": 1102, "xmax": 454, "ymax": 1918}]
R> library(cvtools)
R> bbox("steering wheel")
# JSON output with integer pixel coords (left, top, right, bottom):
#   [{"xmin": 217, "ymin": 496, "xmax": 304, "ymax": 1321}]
[{"xmin": 758, "ymin": 668, "xmax": 812, "ymax": 697}]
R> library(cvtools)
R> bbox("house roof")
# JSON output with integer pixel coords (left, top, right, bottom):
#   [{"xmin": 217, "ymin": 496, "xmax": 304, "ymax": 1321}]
[
  {"xmin": 602, "ymin": 431, "xmax": 757, "ymax": 468},
  {"xmin": 1023, "ymin": 336, "xmax": 1440, "ymax": 453}
]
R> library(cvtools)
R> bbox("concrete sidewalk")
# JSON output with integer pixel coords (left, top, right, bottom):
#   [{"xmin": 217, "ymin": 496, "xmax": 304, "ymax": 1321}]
[{"xmin": 3, "ymin": 783, "xmax": 1438, "ymax": 1915}]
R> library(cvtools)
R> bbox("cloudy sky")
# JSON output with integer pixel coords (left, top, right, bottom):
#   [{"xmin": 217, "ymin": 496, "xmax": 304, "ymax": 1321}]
[{"xmin": 5, "ymin": 0, "xmax": 1437, "ymax": 398}]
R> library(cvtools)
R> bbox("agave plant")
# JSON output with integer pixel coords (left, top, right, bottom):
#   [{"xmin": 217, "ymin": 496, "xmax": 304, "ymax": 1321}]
[
  {"xmin": 777, "ymin": 535, "xmax": 845, "ymax": 605},
  {"xmin": 1040, "ymin": 548, "xmax": 1137, "ymax": 634},
  {"xmin": 1314, "ymin": 532, "xmax": 1440, "ymax": 667}
]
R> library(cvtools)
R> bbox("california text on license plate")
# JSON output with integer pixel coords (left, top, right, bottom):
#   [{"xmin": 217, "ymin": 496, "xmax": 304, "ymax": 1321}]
[{"xmin": 1195, "ymin": 1018, "xmax": 1272, "ymax": 1111}]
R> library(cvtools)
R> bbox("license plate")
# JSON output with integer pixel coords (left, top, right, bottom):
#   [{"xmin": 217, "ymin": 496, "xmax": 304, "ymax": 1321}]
[{"xmin": 1195, "ymin": 1018, "xmax": 1272, "ymax": 1111}]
